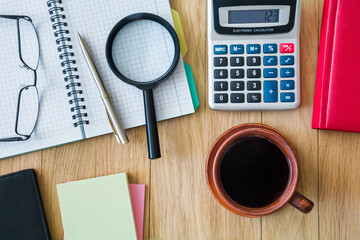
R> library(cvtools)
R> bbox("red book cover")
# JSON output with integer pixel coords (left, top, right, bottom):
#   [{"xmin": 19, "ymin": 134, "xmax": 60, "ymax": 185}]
[{"xmin": 312, "ymin": 0, "xmax": 360, "ymax": 132}]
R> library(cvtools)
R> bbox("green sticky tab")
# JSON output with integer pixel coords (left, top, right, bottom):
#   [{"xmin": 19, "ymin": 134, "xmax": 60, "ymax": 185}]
[
  {"xmin": 171, "ymin": 8, "xmax": 188, "ymax": 57},
  {"xmin": 184, "ymin": 62, "xmax": 199, "ymax": 110}
]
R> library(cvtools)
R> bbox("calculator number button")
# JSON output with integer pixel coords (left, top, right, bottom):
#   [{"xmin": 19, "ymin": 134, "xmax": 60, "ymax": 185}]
[
  {"xmin": 230, "ymin": 57, "xmax": 244, "ymax": 66},
  {"xmin": 230, "ymin": 81, "xmax": 245, "ymax": 91},
  {"xmin": 247, "ymin": 93, "xmax": 261, "ymax": 103},
  {"xmin": 214, "ymin": 94, "xmax": 228, "ymax": 103},
  {"xmin": 280, "ymin": 56, "xmax": 294, "ymax": 65},
  {"xmin": 214, "ymin": 69, "xmax": 228, "ymax": 79},
  {"xmin": 263, "ymin": 56, "xmax": 277, "ymax": 66},
  {"xmin": 214, "ymin": 81, "xmax": 228, "ymax": 91},
  {"xmin": 247, "ymin": 57, "xmax": 261, "ymax": 66},
  {"xmin": 231, "ymin": 93, "xmax": 245, "ymax": 103},
  {"xmin": 214, "ymin": 57, "xmax": 228, "ymax": 67},
  {"xmin": 247, "ymin": 81, "xmax": 261, "ymax": 91},
  {"xmin": 280, "ymin": 43, "xmax": 294, "ymax": 53},
  {"xmin": 247, "ymin": 69, "xmax": 261, "ymax": 78},
  {"xmin": 230, "ymin": 69, "xmax": 244, "ymax": 79}
]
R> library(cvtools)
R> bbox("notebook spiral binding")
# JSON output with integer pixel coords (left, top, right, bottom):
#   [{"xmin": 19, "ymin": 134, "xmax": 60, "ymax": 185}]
[{"xmin": 47, "ymin": 0, "xmax": 89, "ymax": 128}]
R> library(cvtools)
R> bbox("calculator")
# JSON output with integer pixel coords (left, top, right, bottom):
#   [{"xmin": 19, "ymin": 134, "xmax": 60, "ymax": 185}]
[{"xmin": 208, "ymin": 0, "xmax": 301, "ymax": 110}]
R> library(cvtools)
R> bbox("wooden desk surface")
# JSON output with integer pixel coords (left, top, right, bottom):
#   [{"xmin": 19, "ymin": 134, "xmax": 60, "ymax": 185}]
[{"xmin": 1, "ymin": 0, "xmax": 359, "ymax": 239}]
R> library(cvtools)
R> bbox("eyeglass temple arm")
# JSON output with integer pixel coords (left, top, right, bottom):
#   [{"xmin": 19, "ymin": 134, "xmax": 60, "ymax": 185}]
[
  {"xmin": 0, "ymin": 15, "xmax": 32, "ymax": 21},
  {"xmin": 0, "ymin": 137, "xmax": 27, "ymax": 142}
]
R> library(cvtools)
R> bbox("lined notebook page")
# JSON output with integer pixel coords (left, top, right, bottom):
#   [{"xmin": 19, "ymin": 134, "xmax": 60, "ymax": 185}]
[
  {"xmin": 0, "ymin": 0, "xmax": 83, "ymax": 159},
  {"xmin": 62, "ymin": 0, "xmax": 195, "ymax": 138}
]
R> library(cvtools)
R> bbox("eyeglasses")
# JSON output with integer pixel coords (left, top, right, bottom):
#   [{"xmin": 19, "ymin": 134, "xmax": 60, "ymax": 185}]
[{"xmin": 0, "ymin": 15, "xmax": 40, "ymax": 142}]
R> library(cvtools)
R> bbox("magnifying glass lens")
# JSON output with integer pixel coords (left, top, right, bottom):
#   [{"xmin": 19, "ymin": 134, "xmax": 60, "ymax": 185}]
[{"xmin": 111, "ymin": 20, "xmax": 175, "ymax": 83}]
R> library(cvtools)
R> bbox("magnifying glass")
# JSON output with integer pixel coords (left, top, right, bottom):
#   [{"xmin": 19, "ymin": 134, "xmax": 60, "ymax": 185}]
[{"xmin": 106, "ymin": 13, "xmax": 180, "ymax": 159}]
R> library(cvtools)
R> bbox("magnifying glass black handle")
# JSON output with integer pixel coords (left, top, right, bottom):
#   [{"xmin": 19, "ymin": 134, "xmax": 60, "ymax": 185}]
[{"xmin": 143, "ymin": 89, "xmax": 161, "ymax": 159}]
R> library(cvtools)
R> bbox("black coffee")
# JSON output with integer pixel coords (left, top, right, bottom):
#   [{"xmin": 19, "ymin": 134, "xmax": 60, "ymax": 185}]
[{"xmin": 220, "ymin": 137, "xmax": 290, "ymax": 208}]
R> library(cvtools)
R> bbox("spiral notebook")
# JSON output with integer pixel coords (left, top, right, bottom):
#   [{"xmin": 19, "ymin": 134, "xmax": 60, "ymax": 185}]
[{"xmin": 0, "ymin": 0, "xmax": 197, "ymax": 159}]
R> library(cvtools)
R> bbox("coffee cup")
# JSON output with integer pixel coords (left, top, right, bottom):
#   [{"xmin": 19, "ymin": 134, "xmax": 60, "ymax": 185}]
[{"xmin": 206, "ymin": 124, "xmax": 313, "ymax": 217}]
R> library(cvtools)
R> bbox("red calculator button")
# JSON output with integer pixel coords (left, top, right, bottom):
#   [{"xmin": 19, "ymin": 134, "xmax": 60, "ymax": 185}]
[{"xmin": 280, "ymin": 43, "xmax": 294, "ymax": 53}]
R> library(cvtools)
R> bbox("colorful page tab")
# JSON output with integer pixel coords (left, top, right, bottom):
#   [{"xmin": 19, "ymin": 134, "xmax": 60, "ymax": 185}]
[{"xmin": 171, "ymin": 8, "xmax": 188, "ymax": 57}]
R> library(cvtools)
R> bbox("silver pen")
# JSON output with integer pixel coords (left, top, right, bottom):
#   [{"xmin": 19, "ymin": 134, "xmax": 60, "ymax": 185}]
[{"xmin": 77, "ymin": 32, "xmax": 128, "ymax": 144}]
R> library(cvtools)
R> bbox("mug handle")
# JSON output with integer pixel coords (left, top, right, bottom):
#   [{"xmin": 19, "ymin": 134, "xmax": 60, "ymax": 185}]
[{"xmin": 289, "ymin": 191, "xmax": 314, "ymax": 214}]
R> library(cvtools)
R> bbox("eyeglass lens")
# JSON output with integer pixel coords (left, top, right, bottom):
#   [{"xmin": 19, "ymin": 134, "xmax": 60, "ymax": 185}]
[
  {"xmin": 18, "ymin": 18, "xmax": 39, "ymax": 70},
  {"xmin": 16, "ymin": 86, "xmax": 39, "ymax": 137}
]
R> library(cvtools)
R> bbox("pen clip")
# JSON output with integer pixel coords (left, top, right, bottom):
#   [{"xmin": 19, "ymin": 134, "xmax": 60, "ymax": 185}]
[{"xmin": 103, "ymin": 104, "xmax": 121, "ymax": 143}]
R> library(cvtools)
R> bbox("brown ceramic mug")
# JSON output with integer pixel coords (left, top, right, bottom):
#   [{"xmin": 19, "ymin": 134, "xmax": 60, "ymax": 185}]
[{"xmin": 206, "ymin": 124, "xmax": 314, "ymax": 217}]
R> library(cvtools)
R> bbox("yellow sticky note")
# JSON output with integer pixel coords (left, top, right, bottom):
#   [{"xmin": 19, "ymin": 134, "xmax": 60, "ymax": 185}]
[{"xmin": 171, "ymin": 8, "xmax": 188, "ymax": 57}]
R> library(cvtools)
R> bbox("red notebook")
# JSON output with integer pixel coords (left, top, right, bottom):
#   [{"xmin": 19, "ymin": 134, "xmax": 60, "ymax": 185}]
[{"xmin": 312, "ymin": 0, "xmax": 360, "ymax": 132}]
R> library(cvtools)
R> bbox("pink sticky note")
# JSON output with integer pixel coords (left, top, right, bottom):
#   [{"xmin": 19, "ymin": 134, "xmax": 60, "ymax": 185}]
[
  {"xmin": 129, "ymin": 184, "xmax": 145, "ymax": 240},
  {"xmin": 64, "ymin": 182, "xmax": 145, "ymax": 240}
]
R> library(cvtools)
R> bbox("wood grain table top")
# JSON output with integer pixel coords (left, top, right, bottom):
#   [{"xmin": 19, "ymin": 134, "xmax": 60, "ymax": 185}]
[{"xmin": 1, "ymin": 0, "xmax": 359, "ymax": 239}]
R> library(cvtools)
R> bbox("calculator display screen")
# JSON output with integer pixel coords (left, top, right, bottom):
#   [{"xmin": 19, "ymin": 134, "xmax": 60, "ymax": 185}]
[{"xmin": 228, "ymin": 9, "xmax": 280, "ymax": 24}]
